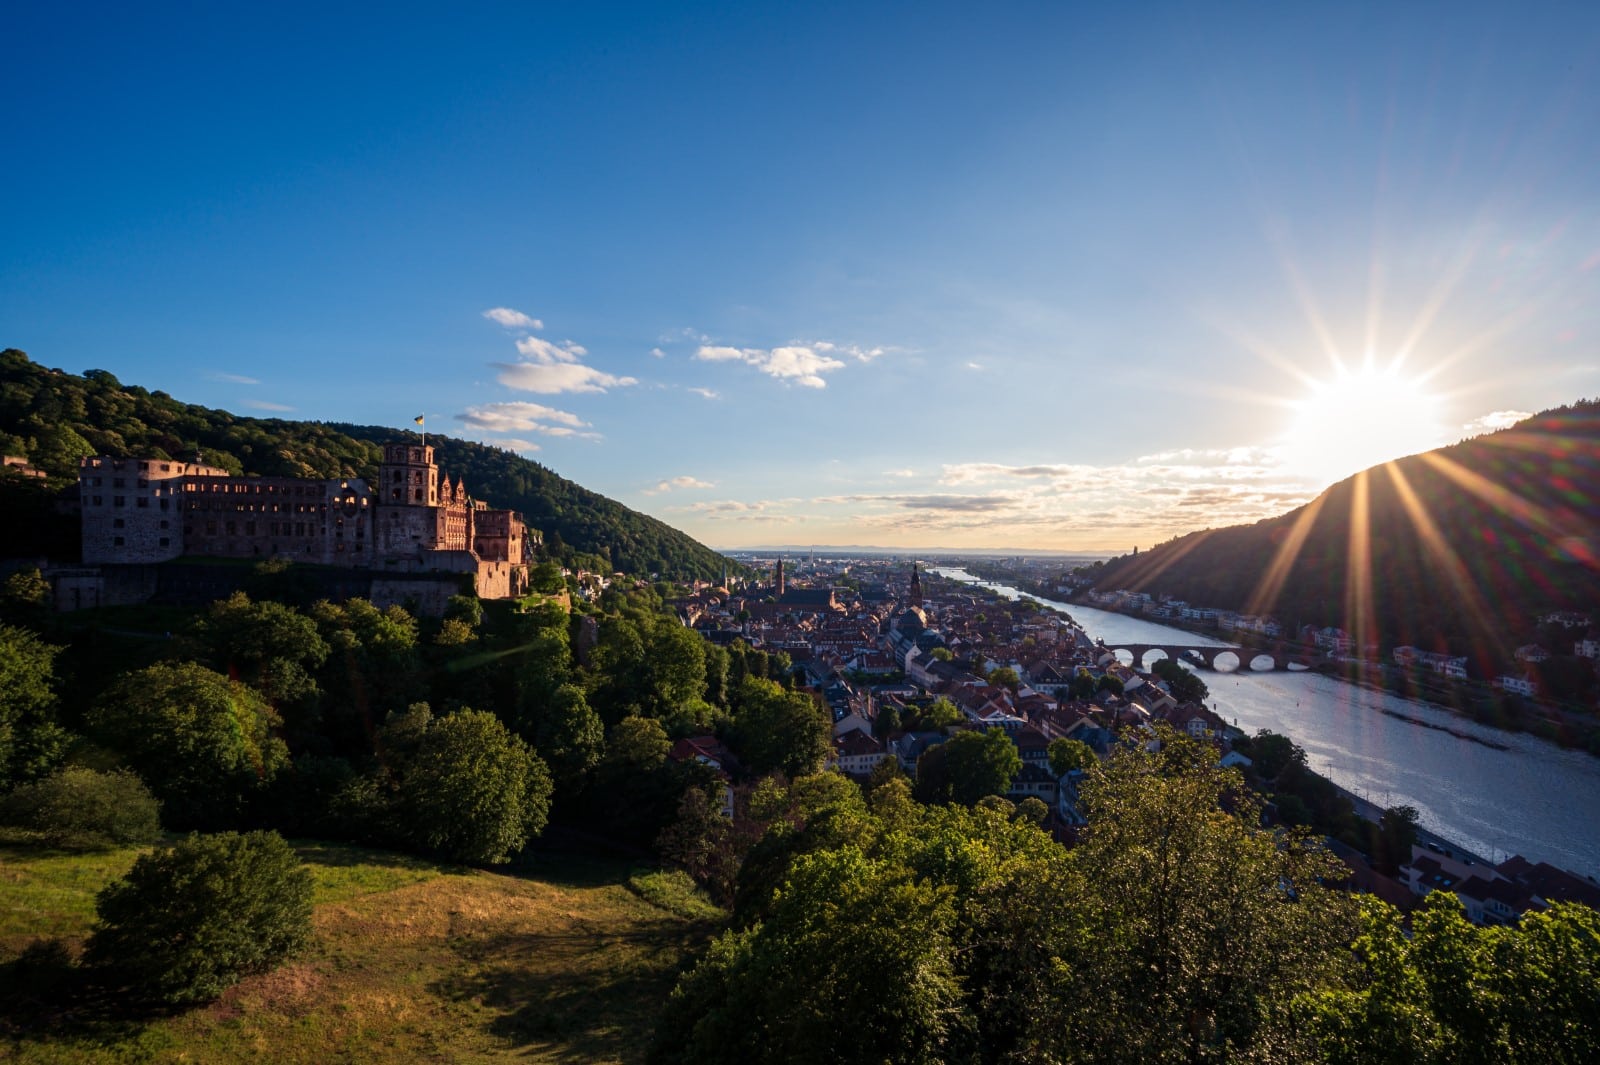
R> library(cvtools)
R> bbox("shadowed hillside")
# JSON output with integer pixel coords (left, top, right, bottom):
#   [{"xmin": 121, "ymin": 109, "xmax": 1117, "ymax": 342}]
[
  {"xmin": 0, "ymin": 348, "xmax": 739, "ymax": 580},
  {"xmin": 1092, "ymin": 402, "xmax": 1600, "ymax": 673}
]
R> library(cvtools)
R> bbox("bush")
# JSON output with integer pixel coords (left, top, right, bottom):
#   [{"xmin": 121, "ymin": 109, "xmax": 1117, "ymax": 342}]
[
  {"xmin": 84, "ymin": 830, "xmax": 313, "ymax": 1006},
  {"xmin": 0, "ymin": 766, "xmax": 161, "ymax": 848}
]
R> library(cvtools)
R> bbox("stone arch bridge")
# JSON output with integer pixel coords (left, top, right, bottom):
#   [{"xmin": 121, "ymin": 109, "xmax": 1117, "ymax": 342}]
[{"xmin": 1103, "ymin": 642, "xmax": 1329, "ymax": 673}]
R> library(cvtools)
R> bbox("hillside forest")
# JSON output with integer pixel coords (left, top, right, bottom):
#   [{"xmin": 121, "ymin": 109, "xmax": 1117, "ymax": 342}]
[{"xmin": 0, "ymin": 348, "xmax": 738, "ymax": 580}]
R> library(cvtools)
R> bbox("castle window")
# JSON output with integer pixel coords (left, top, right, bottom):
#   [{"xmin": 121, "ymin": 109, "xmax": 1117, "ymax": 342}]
[
  {"xmin": 159, "ymin": 520, "xmax": 169, "ymax": 529},
  {"xmin": 112, "ymin": 496, "xmax": 125, "ymax": 507},
  {"xmin": 226, "ymin": 522, "xmax": 236, "ymax": 535},
  {"xmin": 113, "ymin": 518, "xmax": 125, "ymax": 528},
  {"xmin": 113, "ymin": 536, "xmax": 124, "ymax": 546},
  {"xmin": 137, "ymin": 498, "xmax": 148, "ymax": 508},
  {"xmin": 92, "ymin": 495, "xmax": 102, "ymax": 505},
  {"xmin": 160, "ymin": 499, "xmax": 169, "ymax": 511},
  {"xmin": 414, "ymin": 489, "xmax": 423, "ymax": 502},
  {"xmin": 113, "ymin": 478, "xmax": 125, "ymax": 488},
  {"xmin": 245, "ymin": 522, "xmax": 255, "ymax": 535},
  {"xmin": 159, "ymin": 537, "xmax": 169, "ymax": 547}
]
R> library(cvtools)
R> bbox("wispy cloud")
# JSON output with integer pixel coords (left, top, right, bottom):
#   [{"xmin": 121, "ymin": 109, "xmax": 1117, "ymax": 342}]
[
  {"xmin": 687, "ymin": 386, "xmax": 720, "ymax": 400},
  {"xmin": 1462, "ymin": 409, "xmax": 1532, "ymax": 436},
  {"xmin": 457, "ymin": 401, "xmax": 599, "ymax": 439},
  {"xmin": 884, "ymin": 468, "xmax": 917, "ymax": 478},
  {"xmin": 643, "ymin": 475, "xmax": 715, "ymax": 496},
  {"xmin": 692, "ymin": 338, "xmax": 884, "ymax": 389},
  {"xmin": 207, "ymin": 371, "xmax": 260, "ymax": 385},
  {"xmin": 487, "ymin": 437, "xmax": 541, "ymax": 453},
  {"xmin": 483, "ymin": 307, "xmax": 543, "ymax": 330},
  {"xmin": 243, "ymin": 399, "xmax": 294, "ymax": 411},
  {"xmin": 650, "ymin": 347, "xmax": 667, "ymax": 358}
]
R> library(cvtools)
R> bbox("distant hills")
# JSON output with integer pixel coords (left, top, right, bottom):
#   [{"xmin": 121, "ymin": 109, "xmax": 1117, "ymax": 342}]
[
  {"xmin": 1091, "ymin": 402, "xmax": 1600, "ymax": 670},
  {"xmin": 0, "ymin": 348, "xmax": 739, "ymax": 580}
]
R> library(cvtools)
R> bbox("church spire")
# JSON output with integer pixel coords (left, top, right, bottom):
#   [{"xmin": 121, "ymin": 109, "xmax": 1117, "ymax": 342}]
[{"xmin": 909, "ymin": 561, "xmax": 923, "ymax": 609}]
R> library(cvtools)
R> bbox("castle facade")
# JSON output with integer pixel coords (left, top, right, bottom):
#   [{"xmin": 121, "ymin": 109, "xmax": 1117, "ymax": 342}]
[{"xmin": 79, "ymin": 442, "xmax": 532, "ymax": 599}]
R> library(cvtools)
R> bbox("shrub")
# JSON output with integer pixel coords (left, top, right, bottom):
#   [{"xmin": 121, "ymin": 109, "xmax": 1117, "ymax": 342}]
[
  {"xmin": 0, "ymin": 766, "xmax": 161, "ymax": 848},
  {"xmin": 84, "ymin": 830, "xmax": 313, "ymax": 1006}
]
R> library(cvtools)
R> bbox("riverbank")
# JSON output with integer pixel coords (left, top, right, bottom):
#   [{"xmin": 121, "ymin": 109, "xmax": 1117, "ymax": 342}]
[{"xmin": 931, "ymin": 566, "xmax": 1600, "ymax": 878}]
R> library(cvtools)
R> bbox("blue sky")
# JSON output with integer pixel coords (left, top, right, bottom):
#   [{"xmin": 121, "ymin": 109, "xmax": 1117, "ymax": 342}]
[{"xmin": 4, "ymin": 2, "xmax": 1599, "ymax": 551}]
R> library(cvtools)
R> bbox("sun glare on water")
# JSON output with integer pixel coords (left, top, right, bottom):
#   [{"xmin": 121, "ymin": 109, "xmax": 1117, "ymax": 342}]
[{"xmin": 1283, "ymin": 362, "xmax": 1447, "ymax": 488}]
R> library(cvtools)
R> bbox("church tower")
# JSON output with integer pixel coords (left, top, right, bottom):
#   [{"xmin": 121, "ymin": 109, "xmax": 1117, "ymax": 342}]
[
  {"xmin": 379, "ymin": 443, "xmax": 439, "ymax": 507},
  {"xmin": 909, "ymin": 562, "xmax": 923, "ymax": 608},
  {"xmin": 775, "ymin": 557, "xmax": 785, "ymax": 597}
]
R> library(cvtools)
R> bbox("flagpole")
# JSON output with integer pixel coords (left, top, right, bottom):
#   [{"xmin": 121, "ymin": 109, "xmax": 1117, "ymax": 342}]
[{"xmin": 415, "ymin": 414, "xmax": 426, "ymax": 448}]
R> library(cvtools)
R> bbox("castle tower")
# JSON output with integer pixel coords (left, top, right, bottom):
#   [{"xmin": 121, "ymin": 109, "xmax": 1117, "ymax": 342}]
[
  {"xmin": 909, "ymin": 562, "xmax": 923, "ymax": 608},
  {"xmin": 775, "ymin": 557, "xmax": 785, "ymax": 597},
  {"xmin": 379, "ymin": 443, "xmax": 439, "ymax": 507}
]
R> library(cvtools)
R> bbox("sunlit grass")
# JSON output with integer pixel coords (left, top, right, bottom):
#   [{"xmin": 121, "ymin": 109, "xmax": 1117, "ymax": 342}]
[{"xmin": 1, "ymin": 839, "xmax": 722, "ymax": 1063}]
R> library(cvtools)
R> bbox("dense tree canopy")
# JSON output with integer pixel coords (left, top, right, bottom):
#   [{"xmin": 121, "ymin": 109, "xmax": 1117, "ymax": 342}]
[{"xmin": 89, "ymin": 661, "xmax": 289, "ymax": 829}]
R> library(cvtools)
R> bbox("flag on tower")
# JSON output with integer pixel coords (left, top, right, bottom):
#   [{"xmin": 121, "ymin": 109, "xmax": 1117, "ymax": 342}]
[{"xmin": 414, "ymin": 414, "xmax": 425, "ymax": 426}]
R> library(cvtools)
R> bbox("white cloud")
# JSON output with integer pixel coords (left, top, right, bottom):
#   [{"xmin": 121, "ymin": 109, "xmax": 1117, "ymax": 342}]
[
  {"xmin": 457, "ymin": 401, "xmax": 598, "ymax": 440},
  {"xmin": 644, "ymin": 475, "xmax": 716, "ymax": 495},
  {"xmin": 487, "ymin": 437, "xmax": 542, "ymax": 453},
  {"xmin": 515, "ymin": 335, "xmax": 588, "ymax": 363},
  {"xmin": 695, "ymin": 345, "xmax": 751, "ymax": 362},
  {"xmin": 965, "ymin": 361, "xmax": 984, "ymax": 371},
  {"xmin": 207, "ymin": 371, "xmax": 260, "ymax": 385},
  {"xmin": 693, "ymin": 343, "xmax": 850, "ymax": 389},
  {"xmin": 483, "ymin": 307, "xmax": 543, "ymax": 330},
  {"xmin": 688, "ymin": 387, "xmax": 720, "ymax": 399},
  {"xmin": 1462, "ymin": 410, "xmax": 1533, "ymax": 436},
  {"xmin": 494, "ymin": 362, "xmax": 637, "ymax": 394},
  {"xmin": 243, "ymin": 399, "xmax": 294, "ymax": 411},
  {"xmin": 884, "ymin": 468, "xmax": 917, "ymax": 478},
  {"xmin": 650, "ymin": 347, "xmax": 667, "ymax": 358}
]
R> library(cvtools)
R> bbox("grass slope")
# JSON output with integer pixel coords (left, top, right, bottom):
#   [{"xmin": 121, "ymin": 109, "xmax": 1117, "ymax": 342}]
[{"xmin": 0, "ymin": 840, "xmax": 719, "ymax": 1064}]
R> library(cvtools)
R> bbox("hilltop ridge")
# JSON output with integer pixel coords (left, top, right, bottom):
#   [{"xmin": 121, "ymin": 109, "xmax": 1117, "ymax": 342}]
[
  {"xmin": 0, "ymin": 348, "xmax": 737, "ymax": 580},
  {"xmin": 1090, "ymin": 402, "xmax": 1600, "ymax": 671}
]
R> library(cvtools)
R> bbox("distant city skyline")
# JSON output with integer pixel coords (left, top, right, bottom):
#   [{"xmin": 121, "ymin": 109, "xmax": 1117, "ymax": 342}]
[{"xmin": 4, "ymin": 3, "xmax": 1598, "ymax": 551}]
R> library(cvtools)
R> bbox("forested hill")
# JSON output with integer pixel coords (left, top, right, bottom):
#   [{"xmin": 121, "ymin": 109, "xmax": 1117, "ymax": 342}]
[
  {"xmin": 0, "ymin": 348, "xmax": 738, "ymax": 579},
  {"xmin": 1091, "ymin": 401, "xmax": 1600, "ymax": 669}
]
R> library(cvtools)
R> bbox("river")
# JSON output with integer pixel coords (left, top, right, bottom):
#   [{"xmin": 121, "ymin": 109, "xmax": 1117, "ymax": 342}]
[{"xmin": 931, "ymin": 568, "xmax": 1600, "ymax": 879}]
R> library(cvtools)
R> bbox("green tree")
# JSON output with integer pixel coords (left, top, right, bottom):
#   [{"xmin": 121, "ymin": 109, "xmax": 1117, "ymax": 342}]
[
  {"xmin": 84, "ymin": 831, "xmax": 313, "ymax": 1006},
  {"xmin": 914, "ymin": 728, "xmax": 1022, "ymax": 806},
  {"xmin": 1047, "ymin": 736, "xmax": 1094, "ymax": 777},
  {"xmin": 529, "ymin": 561, "xmax": 566, "ymax": 595},
  {"xmin": 652, "ymin": 846, "xmax": 965, "ymax": 1065},
  {"xmin": 1372, "ymin": 804, "xmax": 1420, "ymax": 876},
  {"xmin": 89, "ymin": 662, "xmax": 289, "ymax": 829},
  {"xmin": 987, "ymin": 666, "xmax": 1020, "ymax": 691},
  {"xmin": 392, "ymin": 707, "xmax": 553, "ymax": 864},
  {"xmin": 1053, "ymin": 729, "xmax": 1357, "ymax": 1062},
  {"xmin": 198, "ymin": 591, "xmax": 328, "ymax": 709},
  {"xmin": 727, "ymin": 678, "xmax": 830, "ymax": 777},
  {"xmin": 528, "ymin": 682, "xmax": 604, "ymax": 786},
  {"xmin": 0, "ymin": 766, "xmax": 161, "ymax": 848},
  {"xmin": 0, "ymin": 623, "xmax": 67, "ymax": 787}
]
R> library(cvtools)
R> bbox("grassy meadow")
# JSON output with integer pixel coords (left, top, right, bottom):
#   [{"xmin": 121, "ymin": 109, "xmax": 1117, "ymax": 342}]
[{"xmin": 0, "ymin": 838, "xmax": 720, "ymax": 1063}]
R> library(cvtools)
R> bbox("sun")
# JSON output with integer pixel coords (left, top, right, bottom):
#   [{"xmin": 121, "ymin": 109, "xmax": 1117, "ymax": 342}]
[{"xmin": 1282, "ymin": 361, "xmax": 1448, "ymax": 487}]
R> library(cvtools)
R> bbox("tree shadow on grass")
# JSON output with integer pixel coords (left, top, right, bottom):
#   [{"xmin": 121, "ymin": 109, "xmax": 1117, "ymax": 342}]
[
  {"xmin": 429, "ymin": 921, "xmax": 712, "ymax": 1064},
  {"xmin": 0, "ymin": 939, "xmax": 176, "ymax": 1049}
]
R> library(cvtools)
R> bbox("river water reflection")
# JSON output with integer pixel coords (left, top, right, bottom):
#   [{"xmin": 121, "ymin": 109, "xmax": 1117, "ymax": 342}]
[{"xmin": 932, "ymin": 568, "xmax": 1600, "ymax": 878}]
